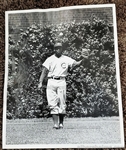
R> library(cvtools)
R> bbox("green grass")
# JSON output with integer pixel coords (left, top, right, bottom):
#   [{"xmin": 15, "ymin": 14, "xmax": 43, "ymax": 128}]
[{"xmin": 6, "ymin": 117, "xmax": 121, "ymax": 146}]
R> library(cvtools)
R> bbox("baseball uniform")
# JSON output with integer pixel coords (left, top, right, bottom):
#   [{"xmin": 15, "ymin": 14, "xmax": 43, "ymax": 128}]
[{"xmin": 43, "ymin": 54, "xmax": 75, "ymax": 114}]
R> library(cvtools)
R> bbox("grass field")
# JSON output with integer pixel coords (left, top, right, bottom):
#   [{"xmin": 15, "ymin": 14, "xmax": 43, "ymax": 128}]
[{"xmin": 5, "ymin": 117, "xmax": 123, "ymax": 148}]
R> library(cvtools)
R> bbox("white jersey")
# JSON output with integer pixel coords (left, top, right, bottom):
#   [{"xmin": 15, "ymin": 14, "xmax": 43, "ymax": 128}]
[{"xmin": 43, "ymin": 54, "xmax": 75, "ymax": 77}]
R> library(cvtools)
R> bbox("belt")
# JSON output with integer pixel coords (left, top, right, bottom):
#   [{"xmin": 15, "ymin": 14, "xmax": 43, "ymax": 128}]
[{"xmin": 48, "ymin": 76, "xmax": 65, "ymax": 80}]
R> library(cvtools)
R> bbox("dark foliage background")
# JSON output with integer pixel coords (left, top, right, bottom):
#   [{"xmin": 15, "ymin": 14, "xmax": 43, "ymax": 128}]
[{"xmin": 7, "ymin": 15, "xmax": 119, "ymax": 119}]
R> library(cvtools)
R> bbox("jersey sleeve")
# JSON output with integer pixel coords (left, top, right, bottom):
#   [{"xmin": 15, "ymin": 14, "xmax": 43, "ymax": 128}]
[
  {"xmin": 67, "ymin": 56, "xmax": 76, "ymax": 67},
  {"xmin": 42, "ymin": 58, "xmax": 50, "ymax": 70}
]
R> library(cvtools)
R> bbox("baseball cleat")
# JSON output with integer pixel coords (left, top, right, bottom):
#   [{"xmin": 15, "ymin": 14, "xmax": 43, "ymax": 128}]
[
  {"xmin": 59, "ymin": 124, "xmax": 63, "ymax": 129},
  {"xmin": 53, "ymin": 124, "xmax": 59, "ymax": 129}
]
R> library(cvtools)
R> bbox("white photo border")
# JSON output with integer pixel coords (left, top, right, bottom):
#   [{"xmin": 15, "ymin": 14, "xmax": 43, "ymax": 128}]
[{"xmin": 3, "ymin": 4, "xmax": 125, "ymax": 149}]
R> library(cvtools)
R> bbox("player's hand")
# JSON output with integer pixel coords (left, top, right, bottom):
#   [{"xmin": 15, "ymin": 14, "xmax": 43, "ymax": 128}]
[
  {"xmin": 81, "ymin": 48, "xmax": 89, "ymax": 59},
  {"xmin": 38, "ymin": 82, "xmax": 42, "ymax": 89}
]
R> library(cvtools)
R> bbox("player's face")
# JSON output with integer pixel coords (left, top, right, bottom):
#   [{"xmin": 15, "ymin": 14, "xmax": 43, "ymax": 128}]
[{"xmin": 55, "ymin": 46, "xmax": 63, "ymax": 57}]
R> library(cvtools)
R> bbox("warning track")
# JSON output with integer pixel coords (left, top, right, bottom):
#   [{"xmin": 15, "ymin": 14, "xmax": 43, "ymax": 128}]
[{"xmin": 5, "ymin": 117, "xmax": 122, "ymax": 147}]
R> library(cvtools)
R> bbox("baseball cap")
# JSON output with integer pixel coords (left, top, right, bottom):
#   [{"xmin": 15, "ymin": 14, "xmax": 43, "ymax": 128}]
[{"xmin": 54, "ymin": 42, "xmax": 62, "ymax": 47}]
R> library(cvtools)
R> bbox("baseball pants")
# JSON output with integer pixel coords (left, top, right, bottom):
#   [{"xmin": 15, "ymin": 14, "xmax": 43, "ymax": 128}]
[{"xmin": 46, "ymin": 78, "xmax": 66, "ymax": 114}]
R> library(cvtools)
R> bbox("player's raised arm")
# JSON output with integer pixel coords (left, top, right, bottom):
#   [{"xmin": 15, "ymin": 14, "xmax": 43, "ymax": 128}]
[
  {"xmin": 71, "ymin": 59, "xmax": 83, "ymax": 70},
  {"xmin": 38, "ymin": 66, "xmax": 49, "ymax": 89},
  {"xmin": 71, "ymin": 48, "xmax": 89, "ymax": 70}
]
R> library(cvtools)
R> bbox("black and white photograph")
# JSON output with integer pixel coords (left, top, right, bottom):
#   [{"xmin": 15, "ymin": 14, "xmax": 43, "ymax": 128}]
[{"xmin": 3, "ymin": 4, "xmax": 124, "ymax": 149}]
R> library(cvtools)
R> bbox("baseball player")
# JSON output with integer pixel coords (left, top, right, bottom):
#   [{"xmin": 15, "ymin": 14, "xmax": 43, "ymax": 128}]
[{"xmin": 38, "ymin": 42, "xmax": 88, "ymax": 129}]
